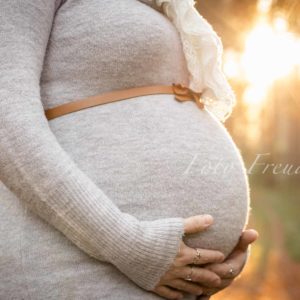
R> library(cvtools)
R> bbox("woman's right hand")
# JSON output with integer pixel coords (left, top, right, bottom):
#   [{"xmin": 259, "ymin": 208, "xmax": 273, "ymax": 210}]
[{"xmin": 152, "ymin": 215, "xmax": 225, "ymax": 300}]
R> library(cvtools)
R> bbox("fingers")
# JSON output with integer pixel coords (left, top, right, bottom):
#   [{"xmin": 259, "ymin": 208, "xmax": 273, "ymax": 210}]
[
  {"xmin": 215, "ymin": 278, "xmax": 233, "ymax": 289},
  {"xmin": 200, "ymin": 279, "xmax": 233, "ymax": 298},
  {"xmin": 197, "ymin": 296, "xmax": 210, "ymax": 300},
  {"xmin": 167, "ymin": 279, "xmax": 203, "ymax": 296},
  {"xmin": 177, "ymin": 266, "xmax": 221, "ymax": 288},
  {"xmin": 177, "ymin": 243, "xmax": 225, "ymax": 266},
  {"xmin": 221, "ymin": 228, "xmax": 258, "ymax": 266},
  {"xmin": 183, "ymin": 215, "xmax": 213, "ymax": 235},
  {"xmin": 153, "ymin": 285, "xmax": 183, "ymax": 300},
  {"xmin": 197, "ymin": 278, "xmax": 233, "ymax": 299},
  {"xmin": 237, "ymin": 229, "xmax": 259, "ymax": 252},
  {"xmin": 198, "ymin": 292, "xmax": 214, "ymax": 300},
  {"xmin": 205, "ymin": 263, "xmax": 239, "ymax": 280},
  {"xmin": 205, "ymin": 250, "xmax": 247, "ymax": 279},
  {"xmin": 199, "ymin": 290, "xmax": 216, "ymax": 299}
]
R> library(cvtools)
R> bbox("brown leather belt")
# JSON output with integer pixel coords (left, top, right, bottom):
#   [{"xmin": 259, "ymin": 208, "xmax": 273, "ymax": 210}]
[{"xmin": 44, "ymin": 83, "xmax": 204, "ymax": 121}]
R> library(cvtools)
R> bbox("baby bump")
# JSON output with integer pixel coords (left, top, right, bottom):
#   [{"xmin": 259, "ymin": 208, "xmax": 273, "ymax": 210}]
[{"xmin": 50, "ymin": 94, "xmax": 250, "ymax": 257}]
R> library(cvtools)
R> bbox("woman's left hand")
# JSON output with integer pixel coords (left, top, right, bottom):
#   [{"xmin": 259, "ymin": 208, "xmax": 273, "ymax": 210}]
[{"xmin": 197, "ymin": 229, "xmax": 259, "ymax": 299}]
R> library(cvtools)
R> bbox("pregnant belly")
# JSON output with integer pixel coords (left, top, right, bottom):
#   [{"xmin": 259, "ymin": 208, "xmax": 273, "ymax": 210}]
[{"xmin": 49, "ymin": 94, "xmax": 250, "ymax": 257}]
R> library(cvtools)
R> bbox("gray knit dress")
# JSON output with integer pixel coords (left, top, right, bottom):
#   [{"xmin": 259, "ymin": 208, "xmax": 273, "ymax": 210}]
[{"xmin": 0, "ymin": 0, "xmax": 250, "ymax": 299}]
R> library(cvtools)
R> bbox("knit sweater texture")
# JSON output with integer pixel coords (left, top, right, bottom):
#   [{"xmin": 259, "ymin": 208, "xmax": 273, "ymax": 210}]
[{"xmin": 0, "ymin": 0, "xmax": 250, "ymax": 299}]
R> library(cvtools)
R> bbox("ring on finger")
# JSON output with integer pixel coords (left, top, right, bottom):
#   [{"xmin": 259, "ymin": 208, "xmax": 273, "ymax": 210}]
[
  {"xmin": 184, "ymin": 265, "xmax": 194, "ymax": 281},
  {"xmin": 227, "ymin": 264, "xmax": 235, "ymax": 277},
  {"xmin": 192, "ymin": 248, "xmax": 202, "ymax": 264}
]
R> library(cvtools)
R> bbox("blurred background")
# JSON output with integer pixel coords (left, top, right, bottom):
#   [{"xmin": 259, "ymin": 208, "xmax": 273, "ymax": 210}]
[{"xmin": 197, "ymin": 0, "xmax": 300, "ymax": 299}]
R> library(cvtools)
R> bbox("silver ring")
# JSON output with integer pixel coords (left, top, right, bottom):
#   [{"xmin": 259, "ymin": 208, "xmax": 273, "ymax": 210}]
[
  {"xmin": 185, "ymin": 265, "xmax": 194, "ymax": 281},
  {"xmin": 227, "ymin": 265, "xmax": 235, "ymax": 277}
]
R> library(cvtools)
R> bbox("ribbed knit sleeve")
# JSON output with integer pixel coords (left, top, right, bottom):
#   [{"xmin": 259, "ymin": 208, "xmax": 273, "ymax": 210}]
[{"xmin": 0, "ymin": 0, "xmax": 184, "ymax": 291}]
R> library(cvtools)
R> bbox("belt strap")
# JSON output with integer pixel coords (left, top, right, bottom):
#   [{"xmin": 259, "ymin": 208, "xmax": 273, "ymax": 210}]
[{"xmin": 44, "ymin": 83, "xmax": 204, "ymax": 121}]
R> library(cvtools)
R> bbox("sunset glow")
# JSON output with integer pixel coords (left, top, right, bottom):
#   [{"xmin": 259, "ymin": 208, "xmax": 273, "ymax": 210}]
[
  {"xmin": 224, "ymin": 15, "xmax": 300, "ymax": 106},
  {"xmin": 242, "ymin": 18, "xmax": 300, "ymax": 103}
]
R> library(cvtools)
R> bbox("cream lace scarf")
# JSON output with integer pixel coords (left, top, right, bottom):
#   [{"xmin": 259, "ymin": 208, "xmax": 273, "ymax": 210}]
[{"xmin": 155, "ymin": 0, "xmax": 236, "ymax": 122}]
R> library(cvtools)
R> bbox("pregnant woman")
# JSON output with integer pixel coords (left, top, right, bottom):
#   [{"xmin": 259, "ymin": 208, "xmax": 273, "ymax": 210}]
[{"xmin": 0, "ymin": 0, "xmax": 258, "ymax": 299}]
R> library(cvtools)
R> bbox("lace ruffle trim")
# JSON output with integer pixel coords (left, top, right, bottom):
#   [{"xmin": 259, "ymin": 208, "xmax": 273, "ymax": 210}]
[{"xmin": 156, "ymin": 0, "xmax": 236, "ymax": 122}]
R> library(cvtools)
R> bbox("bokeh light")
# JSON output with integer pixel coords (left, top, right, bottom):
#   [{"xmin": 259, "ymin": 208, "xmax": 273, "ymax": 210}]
[
  {"xmin": 200, "ymin": 0, "xmax": 300, "ymax": 299},
  {"xmin": 223, "ymin": 0, "xmax": 300, "ymax": 106}
]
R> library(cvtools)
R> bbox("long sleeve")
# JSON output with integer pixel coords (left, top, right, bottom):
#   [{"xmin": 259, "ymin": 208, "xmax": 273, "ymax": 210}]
[{"xmin": 0, "ymin": 0, "xmax": 184, "ymax": 291}]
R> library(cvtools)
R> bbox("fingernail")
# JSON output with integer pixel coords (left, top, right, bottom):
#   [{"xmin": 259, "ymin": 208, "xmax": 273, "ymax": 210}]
[
  {"xmin": 204, "ymin": 215, "xmax": 213, "ymax": 226},
  {"xmin": 197, "ymin": 289, "xmax": 203, "ymax": 295},
  {"xmin": 218, "ymin": 253, "xmax": 225, "ymax": 262},
  {"xmin": 212, "ymin": 277, "xmax": 221, "ymax": 286}
]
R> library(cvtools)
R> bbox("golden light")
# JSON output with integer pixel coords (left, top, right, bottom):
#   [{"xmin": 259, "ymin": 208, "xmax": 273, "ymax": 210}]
[
  {"xmin": 223, "ymin": 50, "xmax": 241, "ymax": 79},
  {"xmin": 273, "ymin": 16, "xmax": 288, "ymax": 32},
  {"xmin": 242, "ymin": 18, "xmax": 297, "ymax": 83},
  {"xmin": 257, "ymin": 0, "xmax": 272, "ymax": 14},
  {"xmin": 243, "ymin": 85, "xmax": 268, "ymax": 105},
  {"xmin": 223, "ymin": 15, "xmax": 300, "ymax": 106}
]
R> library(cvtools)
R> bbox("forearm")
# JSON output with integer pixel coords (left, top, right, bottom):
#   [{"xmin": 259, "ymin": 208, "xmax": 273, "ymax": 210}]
[{"xmin": 0, "ymin": 0, "xmax": 184, "ymax": 291}]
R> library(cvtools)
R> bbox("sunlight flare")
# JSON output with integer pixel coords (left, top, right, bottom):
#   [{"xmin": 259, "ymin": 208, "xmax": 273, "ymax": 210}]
[{"xmin": 224, "ymin": 16, "xmax": 300, "ymax": 106}]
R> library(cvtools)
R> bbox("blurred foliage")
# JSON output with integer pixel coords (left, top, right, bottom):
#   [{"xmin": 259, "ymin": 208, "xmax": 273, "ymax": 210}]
[{"xmin": 196, "ymin": 0, "xmax": 300, "ymax": 299}]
